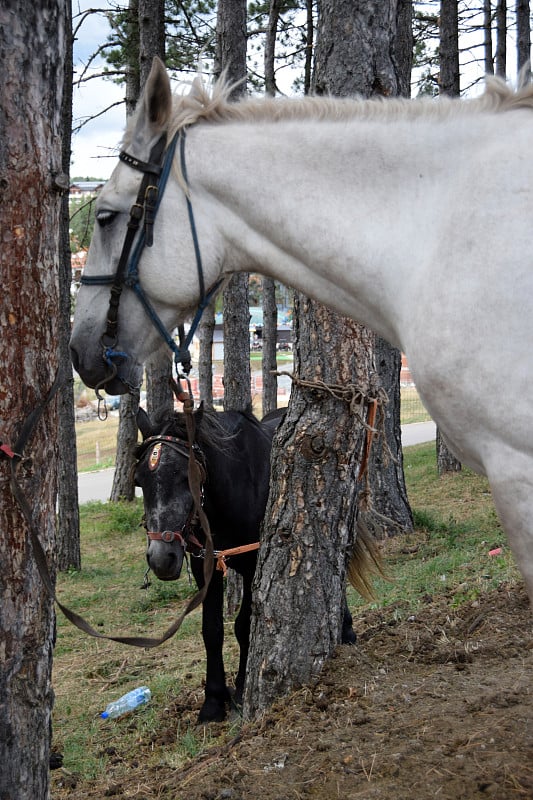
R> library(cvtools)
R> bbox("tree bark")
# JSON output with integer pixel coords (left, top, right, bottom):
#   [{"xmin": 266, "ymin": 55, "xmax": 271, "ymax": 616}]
[
  {"xmin": 139, "ymin": 0, "xmax": 165, "ymax": 85},
  {"xmin": 111, "ymin": 394, "xmax": 139, "ymax": 501},
  {"xmin": 245, "ymin": 297, "xmax": 377, "ymax": 714},
  {"xmin": 436, "ymin": 0, "xmax": 462, "ymax": 475},
  {"xmin": 198, "ymin": 303, "xmax": 216, "ymax": 410},
  {"xmin": 484, "ymin": 0, "xmax": 494, "ymax": 75},
  {"xmin": 216, "ymin": 0, "xmax": 250, "ymax": 611},
  {"xmin": 516, "ymin": 0, "xmax": 530, "ymax": 73},
  {"xmin": 495, "ymin": 0, "xmax": 507, "ymax": 79},
  {"xmin": 368, "ymin": 340, "xmax": 413, "ymax": 537},
  {"xmin": 439, "ymin": 0, "xmax": 460, "ymax": 96},
  {"xmin": 262, "ymin": 5, "xmax": 280, "ymax": 418},
  {"xmin": 0, "ymin": 1, "xmax": 67, "ymax": 795},
  {"xmin": 146, "ymin": 350, "xmax": 173, "ymax": 417},
  {"xmin": 57, "ymin": 1, "xmax": 81, "ymax": 571},
  {"xmin": 262, "ymin": 278, "xmax": 278, "ymax": 417},
  {"xmin": 436, "ymin": 429, "xmax": 462, "ymax": 474}
]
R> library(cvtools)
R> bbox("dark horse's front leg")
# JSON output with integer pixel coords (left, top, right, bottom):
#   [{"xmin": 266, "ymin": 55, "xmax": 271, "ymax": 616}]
[
  {"xmin": 190, "ymin": 557, "xmax": 230, "ymax": 723},
  {"xmin": 232, "ymin": 561, "xmax": 254, "ymax": 710}
]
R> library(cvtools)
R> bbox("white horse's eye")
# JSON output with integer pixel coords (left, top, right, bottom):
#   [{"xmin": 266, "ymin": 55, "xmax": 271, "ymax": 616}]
[{"xmin": 96, "ymin": 209, "xmax": 118, "ymax": 227}]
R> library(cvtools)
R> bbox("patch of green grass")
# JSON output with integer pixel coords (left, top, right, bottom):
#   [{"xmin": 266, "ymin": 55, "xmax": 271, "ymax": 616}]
[{"xmin": 349, "ymin": 443, "xmax": 518, "ymax": 614}]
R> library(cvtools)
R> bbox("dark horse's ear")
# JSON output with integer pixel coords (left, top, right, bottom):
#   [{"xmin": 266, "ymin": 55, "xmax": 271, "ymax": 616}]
[{"xmin": 136, "ymin": 407, "xmax": 154, "ymax": 440}]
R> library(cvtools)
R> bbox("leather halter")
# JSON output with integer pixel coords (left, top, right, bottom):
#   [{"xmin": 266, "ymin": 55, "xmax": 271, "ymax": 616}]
[
  {"xmin": 138, "ymin": 433, "xmax": 206, "ymax": 552},
  {"xmin": 80, "ymin": 129, "xmax": 221, "ymax": 395}
]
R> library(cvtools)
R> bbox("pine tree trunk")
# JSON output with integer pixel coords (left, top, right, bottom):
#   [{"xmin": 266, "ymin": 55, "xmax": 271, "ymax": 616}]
[
  {"xmin": 436, "ymin": 429, "xmax": 462, "ymax": 475},
  {"xmin": 111, "ymin": 394, "xmax": 138, "ymax": 501},
  {"xmin": 369, "ymin": 339, "xmax": 413, "ymax": 537},
  {"xmin": 436, "ymin": 0, "xmax": 463, "ymax": 476},
  {"xmin": 244, "ymin": 297, "xmax": 376, "ymax": 714},
  {"xmin": 198, "ymin": 305, "xmax": 215, "ymax": 409},
  {"xmin": 439, "ymin": 0, "xmax": 460, "ymax": 95},
  {"xmin": 0, "ymin": 1, "xmax": 66, "ymax": 794},
  {"xmin": 216, "ymin": 0, "xmax": 249, "ymax": 613},
  {"xmin": 146, "ymin": 350, "xmax": 173, "ymax": 417},
  {"xmin": 57, "ymin": 3, "xmax": 81, "ymax": 571},
  {"xmin": 139, "ymin": 0, "xmax": 165, "ymax": 85},
  {"xmin": 516, "ymin": 0, "xmax": 530, "ymax": 72},
  {"xmin": 262, "ymin": 278, "xmax": 278, "ymax": 417}
]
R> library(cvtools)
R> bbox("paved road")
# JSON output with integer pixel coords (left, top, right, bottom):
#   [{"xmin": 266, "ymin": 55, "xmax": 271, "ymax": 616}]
[{"xmin": 78, "ymin": 420, "xmax": 436, "ymax": 504}]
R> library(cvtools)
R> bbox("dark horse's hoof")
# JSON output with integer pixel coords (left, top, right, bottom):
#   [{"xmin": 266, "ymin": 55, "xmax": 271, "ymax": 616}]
[
  {"xmin": 341, "ymin": 628, "xmax": 357, "ymax": 645},
  {"xmin": 50, "ymin": 752, "xmax": 64, "ymax": 770},
  {"xmin": 197, "ymin": 694, "xmax": 229, "ymax": 723}
]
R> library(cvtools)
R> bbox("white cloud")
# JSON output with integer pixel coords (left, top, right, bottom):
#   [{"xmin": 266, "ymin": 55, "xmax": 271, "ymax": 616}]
[{"xmin": 71, "ymin": 0, "xmax": 126, "ymax": 179}]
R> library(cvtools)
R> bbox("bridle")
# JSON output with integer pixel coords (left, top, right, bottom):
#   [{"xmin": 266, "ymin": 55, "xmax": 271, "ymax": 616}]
[
  {"xmin": 138, "ymin": 432, "xmax": 261, "ymax": 577},
  {"xmin": 137, "ymin": 433, "xmax": 207, "ymax": 555},
  {"xmin": 80, "ymin": 128, "xmax": 221, "ymax": 397}
]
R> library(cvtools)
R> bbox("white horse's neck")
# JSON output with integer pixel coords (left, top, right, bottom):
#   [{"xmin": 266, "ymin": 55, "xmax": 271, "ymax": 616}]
[{"xmin": 181, "ymin": 114, "xmax": 485, "ymax": 348}]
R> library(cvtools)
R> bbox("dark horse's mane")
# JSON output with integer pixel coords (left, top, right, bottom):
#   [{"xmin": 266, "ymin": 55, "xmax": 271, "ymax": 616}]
[{"xmin": 135, "ymin": 405, "xmax": 266, "ymax": 459}]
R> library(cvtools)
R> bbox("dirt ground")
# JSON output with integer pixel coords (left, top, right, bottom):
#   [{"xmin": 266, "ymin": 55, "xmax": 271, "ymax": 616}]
[{"xmin": 52, "ymin": 582, "xmax": 532, "ymax": 800}]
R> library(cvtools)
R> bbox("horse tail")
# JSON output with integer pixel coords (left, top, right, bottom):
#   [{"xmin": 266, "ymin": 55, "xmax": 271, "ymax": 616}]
[{"xmin": 346, "ymin": 513, "xmax": 390, "ymax": 602}]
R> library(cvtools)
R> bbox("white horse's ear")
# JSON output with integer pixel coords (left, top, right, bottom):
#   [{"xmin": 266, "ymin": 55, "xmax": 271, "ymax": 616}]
[
  {"xmin": 143, "ymin": 57, "xmax": 172, "ymax": 131},
  {"xmin": 188, "ymin": 76, "xmax": 205, "ymax": 101}
]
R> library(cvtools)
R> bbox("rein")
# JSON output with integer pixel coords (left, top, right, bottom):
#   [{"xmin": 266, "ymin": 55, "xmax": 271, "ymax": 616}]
[
  {"xmin": 81, "ymin": 129, "xmax": 221, "ymax": 395},
  {"xmin": 4, "ymin": 374, "xmax": 214, "ymax": 649}
]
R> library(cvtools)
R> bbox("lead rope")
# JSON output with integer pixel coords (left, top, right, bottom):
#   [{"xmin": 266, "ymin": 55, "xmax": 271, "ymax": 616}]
[
  {"xmin": 5, "ymin": 371, "xmax": 213, "ymax": 649},
  {"xmin": 170, "ymin": 377, "xmax": 215, "ymax": 597}
]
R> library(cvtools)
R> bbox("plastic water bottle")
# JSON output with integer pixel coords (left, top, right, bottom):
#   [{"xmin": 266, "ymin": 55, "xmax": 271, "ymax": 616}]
[{"xmin": 100, "ymin": 686, "xmax": 151, "ymax": 719}]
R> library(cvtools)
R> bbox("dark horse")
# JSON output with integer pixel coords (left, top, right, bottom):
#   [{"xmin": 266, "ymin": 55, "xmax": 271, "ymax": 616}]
[{"xmin": 135, "ymin": 404, "xmax": 359, "ymax": 722}]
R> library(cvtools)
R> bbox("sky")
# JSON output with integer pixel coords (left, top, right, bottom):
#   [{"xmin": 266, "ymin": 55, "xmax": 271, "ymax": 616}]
[{"xmin": 71, "ymin": 1, "xmax": 128, "ymax": 179}]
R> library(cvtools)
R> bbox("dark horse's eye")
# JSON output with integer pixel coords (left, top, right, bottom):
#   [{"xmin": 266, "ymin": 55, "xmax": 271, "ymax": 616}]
[{"xmin": 96, "ymin": 209, "xmax": 118, "ymax": 228}]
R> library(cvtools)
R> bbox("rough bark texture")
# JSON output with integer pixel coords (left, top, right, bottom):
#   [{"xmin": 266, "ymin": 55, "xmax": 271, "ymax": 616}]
[
  {"xmin": 139, "ymin": 0, "xmax": 165, "ymax": 85},
  {"xmin": 368, "ymin": 340, "xmax": 413, "ymax": 537},
  {"xmin": 435, "ymin": 0, "xmax": 462, "ymax": 475},
  {"xmin": 436, "ymin": 428, "xmax": 462, "ymax": 474},
  {"xmin": 222, "ymin": 275, "xmax": 252, "ymax": 413},
  {"xmin": 261, "ymin": 3, "xmax": 282, "ymax": 418},
  {"xmin": 216, "ymin": 0, "xmax": 251, "ymax": 416},
  {"xmin": 111, "ymin": 394, "xmax": 139, "ymax": 501},
  {"xmin": 146, "ymin": 350, "xmax": 173, "ymax": 418},
  {"xmin": 198, "ymin": 304, "xmax": 216, "ymax": 410},
  {"xmin": 516, "ymin": 0, "xmax": 530, "ymax": 72},
  {"xmin": 125, "ymin": 0, "xmax": 141, "ymax": 118},
  {"xmin": 244, "ymin": 0, "xmax": 413, "ymax": 719},
  {"xmin": 214, "ymin": 0, "xmax": 247, "ymax": 88},
  {"xmin": 57, "ymin": 1, "xmax": 81, "ymax": 572},
  {"xmin": 0, "ymin": 2, "xmax": 67, "ymax": 796},
  {"xmin": 439, "ymin": 0, "xmax": 460, "ymax": 96},
  {"xmin": 495, "ymin": 0, "xmax": 507, "ymax": 79},
  {"xmin": 216, "ymin": 0, "xmax": 250, "ymax": 613},
  {"xmin": 244, "ymin": 298, "xmax": 377, "ymax": 714},
  {"xmin": 261, "ymin": 278, "xmax": 278, "ymax": 417},
  {"xmin": 483, "ymin": 0, "xmax": 494, "ymax": 74}
]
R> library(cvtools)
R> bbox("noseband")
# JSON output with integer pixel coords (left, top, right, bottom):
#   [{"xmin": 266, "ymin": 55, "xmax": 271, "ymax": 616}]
[
  {"xmin": 81, "ymin": 129, "xmax": 221, "ymax": 395},
  {"xmin": 139, "ymin": 434, "xmax": 206, "ymax": 553}
]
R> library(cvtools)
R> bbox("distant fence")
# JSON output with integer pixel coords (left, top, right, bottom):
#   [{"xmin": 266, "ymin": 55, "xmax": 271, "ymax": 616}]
[{"xmin": 75, "ymin": 382, "xmax": 431, "ymax": 473}]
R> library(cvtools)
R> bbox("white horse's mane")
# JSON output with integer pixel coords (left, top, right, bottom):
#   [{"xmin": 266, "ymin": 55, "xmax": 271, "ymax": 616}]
[{"xmin": 152, "ymin": 75, "xmax": 533, "ymax": 141}]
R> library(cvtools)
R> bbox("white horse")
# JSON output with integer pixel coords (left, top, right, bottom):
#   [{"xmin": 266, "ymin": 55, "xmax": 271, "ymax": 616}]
[{"xmin": 70, "ymin": 58, "xmax": 533, "ymax": 603}]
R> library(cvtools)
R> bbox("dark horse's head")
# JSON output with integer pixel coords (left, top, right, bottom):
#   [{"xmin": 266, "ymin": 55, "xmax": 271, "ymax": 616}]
[{"xmin": 134, "ymin": 406, "xmax": 209, "ymax": 581}]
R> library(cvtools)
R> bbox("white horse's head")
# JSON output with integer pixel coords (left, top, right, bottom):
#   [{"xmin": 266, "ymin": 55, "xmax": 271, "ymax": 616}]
[{"xmin": 70, "ymin": 58, "xmax": 224, "ymax": 394}]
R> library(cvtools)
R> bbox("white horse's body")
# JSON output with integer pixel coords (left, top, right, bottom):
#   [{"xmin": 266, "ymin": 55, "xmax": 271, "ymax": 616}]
[{"xmin": 70, "ymin": 60, "xmax": 533, "ymax": 601}]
